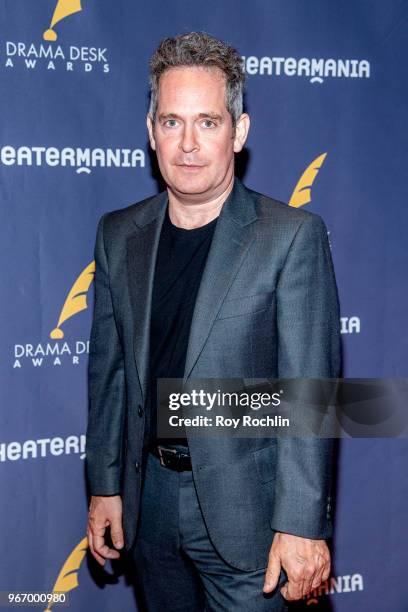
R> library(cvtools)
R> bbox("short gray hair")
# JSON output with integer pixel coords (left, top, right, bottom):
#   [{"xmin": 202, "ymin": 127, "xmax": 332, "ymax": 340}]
[{"xmin": 148, "ymin": 32, "xmax": 245, "ymax": 126}]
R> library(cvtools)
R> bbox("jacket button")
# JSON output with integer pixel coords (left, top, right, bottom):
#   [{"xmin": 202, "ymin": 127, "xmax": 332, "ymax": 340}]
[
  {"xmin": 138, "ymin": 405, "xmax": 144, "ymax": 417},
  {"xmin": 135, "ymin": 461, "xmax": 140, "ymax": 472}
]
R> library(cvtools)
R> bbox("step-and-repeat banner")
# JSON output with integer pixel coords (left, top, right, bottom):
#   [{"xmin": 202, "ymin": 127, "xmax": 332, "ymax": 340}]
[{"xmin": 1, "ymin": 1, "xmax": 407, "ymax": 610}]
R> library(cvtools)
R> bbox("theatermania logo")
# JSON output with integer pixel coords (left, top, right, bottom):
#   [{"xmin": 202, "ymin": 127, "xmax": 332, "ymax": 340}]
[
  {"xmin": 242, "ymin": 55, "xmax": 370, "ymax": 83},
  {"xmin": 0, "ymin": 145, "xmax": 146, "ymax": 174},
  {"xmin": 4, "ymin": 0, "xmax": 110, "ymax": 73}
]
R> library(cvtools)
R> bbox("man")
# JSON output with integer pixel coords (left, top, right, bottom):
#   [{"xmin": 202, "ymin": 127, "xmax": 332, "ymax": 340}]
[{"xmin": 86, "ymin": 32, "xmax": 341, "ymax": 611}]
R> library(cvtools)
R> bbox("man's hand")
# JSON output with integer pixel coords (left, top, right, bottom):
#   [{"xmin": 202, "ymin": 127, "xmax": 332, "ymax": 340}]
[
  {"xmin": 263, "ymin": 532, "xmax": 330, "ymax": 601},
  {"xmin": 87, "ymin": 495, "xmax": 124, "ymax": 566}
]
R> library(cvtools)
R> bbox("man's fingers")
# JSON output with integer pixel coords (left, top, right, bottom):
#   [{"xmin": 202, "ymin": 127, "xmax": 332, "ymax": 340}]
[
  {"xmin": 280, "ymin": 562, "xmax": 312, "ymax": 601},
  {"xmin": 110, "ymin": 517, "xmax": 124, "ymax": 549},
  {"xmin": 87, "ymin": 529, "xmax": 107, "ymax": 566},
  {"xmin": 282, "ymin": 556, "xmax": 328, "ymax": 600},
  {"xmin": 263, "ymin": 551, "xmax": 281, "ymax": 593},
  {"xmin": 300, "ymin": 559, "xmax": 320, "ymax": 597},
  {"xmin": 301, "ymin": 567, "xmax": 316, "ymax": 598},
  {"xmin": 89, "ymin": 521, "xmax": 120, "ymax": 563},
  {"xmin": 282, "ymin": 560, "xmax": 324, "ymax": 600},
  {"xmin": 321, "ymin": 557, "xmax": 331, "ymax": 582},
  {"xmin": 90, "ymin": 547, "xmax": 106, "ymax": 566},
  {"xmin": 311, "ymin": 554, "xmax": 329, "ymax": 589},
  {"xmin": 93, "ymin": 533, "xmax": 120, "ymax": 560},
  {"xmin": 280, "ymin": 575, "xmax": 305, "ymax": 601}
]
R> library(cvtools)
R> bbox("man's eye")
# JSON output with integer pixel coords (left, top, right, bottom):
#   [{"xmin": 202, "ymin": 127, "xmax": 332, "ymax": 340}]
[
  {"xmin": 165, "ymin": 119, "xmax": 178, "ymax": 127},
  {"xmin": 202, "ymin": 119, "xmax": 216, "ymax": 128}
]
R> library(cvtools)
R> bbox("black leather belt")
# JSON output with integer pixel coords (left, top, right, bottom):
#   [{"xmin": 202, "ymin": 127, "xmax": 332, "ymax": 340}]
[{"xmin": 150, "ymin": 445, "xmax": 192, "ymax": 472}]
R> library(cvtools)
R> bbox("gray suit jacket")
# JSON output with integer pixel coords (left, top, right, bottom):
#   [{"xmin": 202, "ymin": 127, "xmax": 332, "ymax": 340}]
[{"xmin": 86, "ymin": 178, "xmax": 341, "ymax": 571}]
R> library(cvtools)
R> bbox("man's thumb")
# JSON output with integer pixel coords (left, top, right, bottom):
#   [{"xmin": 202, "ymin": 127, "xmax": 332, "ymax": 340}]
[
  {"xmin": 110, "ymin": 518, "xmax": 124, "ymax": 549},
  {"xmin": 263, "ymin": 553, "xmax": 281, "ymax": 593}
]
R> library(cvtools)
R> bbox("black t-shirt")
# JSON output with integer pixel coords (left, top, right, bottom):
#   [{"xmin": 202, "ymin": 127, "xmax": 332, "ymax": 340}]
[{"xmin": 144, "ymin": 204, "xmax": 218, "ymax": 449}]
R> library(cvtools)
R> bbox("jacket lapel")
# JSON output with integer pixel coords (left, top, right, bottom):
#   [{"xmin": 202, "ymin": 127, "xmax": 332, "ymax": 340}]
[{"xmin": 126, "ymin": 192, "xmax": 168, "ymax": 401}]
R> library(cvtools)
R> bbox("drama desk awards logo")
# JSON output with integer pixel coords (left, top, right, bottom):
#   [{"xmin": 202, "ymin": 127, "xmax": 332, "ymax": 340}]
[
  {"xmin": 13, "ymin": 262, "xmax": 95, "ymax": 369},
  {"xmin": 4, "ymin": 0, "xmax": 110, "ymax": 73}
]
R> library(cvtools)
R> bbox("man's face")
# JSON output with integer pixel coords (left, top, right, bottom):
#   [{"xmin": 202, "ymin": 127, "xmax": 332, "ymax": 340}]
[{"xmin": 147, "ymin": 66, "xmax": 249, "ymax": 203}]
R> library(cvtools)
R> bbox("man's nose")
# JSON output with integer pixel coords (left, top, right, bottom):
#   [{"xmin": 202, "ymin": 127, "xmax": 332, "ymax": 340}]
[{"xmin": 179, "ymin": 124, "xmax": 199, "ymax": 153}]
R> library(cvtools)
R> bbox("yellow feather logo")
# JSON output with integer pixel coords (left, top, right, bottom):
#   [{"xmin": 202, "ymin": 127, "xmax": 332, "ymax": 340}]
[
  {"xmin": 50, "ymin": 261, "xmax": 95, "ymax": 339},
  {"xmin": 289, "ymin": 153, "xmax": 327, "ymax": 208},
  {"xmin": 43, "ymin": 0, "xmax": 82, "ymax": 41},
  {"xmin": 44, "ymin": 537, "xmax": 88, "ymax": 611}
]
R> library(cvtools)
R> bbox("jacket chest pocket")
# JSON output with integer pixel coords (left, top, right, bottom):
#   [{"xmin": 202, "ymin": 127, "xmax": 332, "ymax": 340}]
[{"xmin": 216, "ymin": 290, "xmax": 274, "ymax": 321}]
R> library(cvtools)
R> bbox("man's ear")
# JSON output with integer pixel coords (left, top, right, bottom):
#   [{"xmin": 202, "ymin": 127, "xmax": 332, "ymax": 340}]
[
  {"xmin": 233, "ymin": 113, "xmax": 250, "ymax": 153},
  {"xmin": 146, "ymin": 114, "xmax": 156, "ymax": 150}
]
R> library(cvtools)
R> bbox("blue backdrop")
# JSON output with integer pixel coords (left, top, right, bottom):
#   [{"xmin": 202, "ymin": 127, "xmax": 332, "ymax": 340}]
[{"xmin": 1, "ymin": 1, "xmax": 407, "ymax": 610}]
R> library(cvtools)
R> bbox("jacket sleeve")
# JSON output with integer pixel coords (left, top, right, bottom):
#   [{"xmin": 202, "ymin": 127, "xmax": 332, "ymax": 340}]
[
  {"xmin": 270, "ymin": 214, "xmax": 341, "ymax": 539},
  {"xmin": 85, "ymin": 213, "xmax": 126, "ymax": 496}
]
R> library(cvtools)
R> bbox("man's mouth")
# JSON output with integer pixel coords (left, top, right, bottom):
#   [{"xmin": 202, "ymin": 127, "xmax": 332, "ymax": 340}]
[{"xmin": 176, "ymin": 163, "xmax": 206, "ymax": 171}]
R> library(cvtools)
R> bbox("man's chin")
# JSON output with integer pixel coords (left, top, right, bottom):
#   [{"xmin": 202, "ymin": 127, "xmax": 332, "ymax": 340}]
[{"xmin": 167, "ymin": 179, "xmax": 214, "ymax": 198}]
